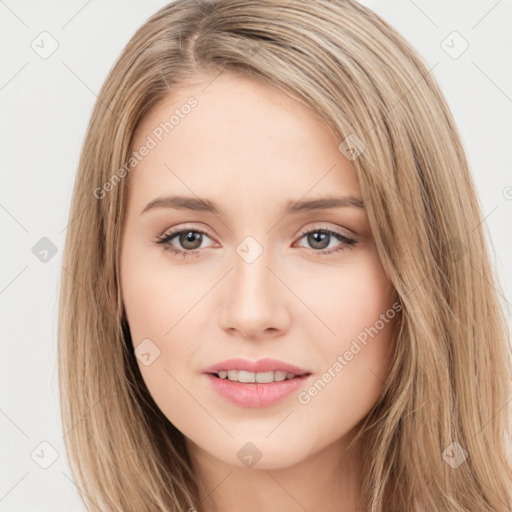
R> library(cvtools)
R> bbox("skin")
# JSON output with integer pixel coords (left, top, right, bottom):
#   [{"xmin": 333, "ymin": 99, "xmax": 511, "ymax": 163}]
[{"xmin": 119, "ymin": 71, "xmax": 398, "ymax": 512}]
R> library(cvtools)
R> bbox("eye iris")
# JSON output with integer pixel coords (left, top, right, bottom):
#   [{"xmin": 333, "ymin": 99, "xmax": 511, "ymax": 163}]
[
  {"xmin": 308, "ymin": 231, "xmax": 329, "ymax": 250},
  {"xmin": 180, "ymin": 231, "xmax": 202, "ymax": 250}
]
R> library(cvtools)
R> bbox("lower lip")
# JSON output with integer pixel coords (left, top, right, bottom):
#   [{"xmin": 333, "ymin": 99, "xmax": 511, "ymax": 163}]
[{"xmin": 205, "ymin": 373, "xmax": 311, "ymax": 408}]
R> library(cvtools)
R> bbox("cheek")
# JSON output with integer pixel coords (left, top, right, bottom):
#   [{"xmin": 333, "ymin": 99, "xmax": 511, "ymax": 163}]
[
  {"xmin": 294, "ymin": 246, "xmax": 396, "ymax": 355},
  {"xmin": 120, "ymin": 239, "xmax": 203, "ymax": 343},
  {"xmin": 335, "ymin": 249, "xmax": 396, "ymax": 376},
  {"xmin": 120, "ymin": 242, "xmax": 204, "ymax": 430},
  {"xmin": 302, "ymin": 249, "xmax": 397, "ymax": 419}
]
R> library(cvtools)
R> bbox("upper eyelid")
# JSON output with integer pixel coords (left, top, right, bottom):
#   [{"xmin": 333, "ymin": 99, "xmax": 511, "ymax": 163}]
[
  {"xmin": 162, "ymin": 222, "xmax": 356, "ymax": 239},
  {"xmin": 296, "ymin": 224, "xmax": 356, "ymax": 240}
]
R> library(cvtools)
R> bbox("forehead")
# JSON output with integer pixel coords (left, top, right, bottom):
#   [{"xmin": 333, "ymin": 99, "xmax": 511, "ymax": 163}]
[{"xmin": 126, "ymin": 72, "xmax": 360, "ymax": 213}]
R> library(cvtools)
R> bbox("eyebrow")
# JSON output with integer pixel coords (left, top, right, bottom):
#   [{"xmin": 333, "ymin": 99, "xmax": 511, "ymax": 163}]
[{"xmin": 140, "ymin": 195, "xmax": 364, "ymax": 216}]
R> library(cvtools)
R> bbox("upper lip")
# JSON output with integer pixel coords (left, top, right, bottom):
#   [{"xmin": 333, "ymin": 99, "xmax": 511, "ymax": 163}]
[{"xmin": 202, "ymin": 358, "xmax": 311, "ymax": 376}]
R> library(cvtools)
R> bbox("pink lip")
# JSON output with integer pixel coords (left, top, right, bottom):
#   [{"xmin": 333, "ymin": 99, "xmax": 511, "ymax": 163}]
[
  {"xmin": 202, "ymin": 358, "xmax": 312, "ymax": 408},
  {"xmin": 202, "ymin": 357, "xmax": 310, "ymax": 376},
  {"xmin": 205, "ymin": 374, "xmax": 311, "ymax": 408}
]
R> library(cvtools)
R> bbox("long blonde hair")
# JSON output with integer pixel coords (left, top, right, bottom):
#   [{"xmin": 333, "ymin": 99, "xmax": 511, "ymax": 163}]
[{"xmin": 58, "ymin": 1, "xmax": 512, "ymax": 510}]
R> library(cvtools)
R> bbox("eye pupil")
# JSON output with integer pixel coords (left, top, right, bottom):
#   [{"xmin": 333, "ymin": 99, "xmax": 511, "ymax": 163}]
[
  {"xmin": 308, "ymin": 231, "xmax": 329, "ymax": 249},
  {"xmin": 180, "ymin": 231, "xmax": 202, "ymax": 249}
]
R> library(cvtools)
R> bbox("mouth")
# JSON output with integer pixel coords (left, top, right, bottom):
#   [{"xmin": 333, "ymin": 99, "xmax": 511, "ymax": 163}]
[
  {"xmin": 202, "ymin": 358, "xmax": 312, "ymax": 407},
  {"xmin": 202, "ymin": 357, "xmax": 312, "ymax": 383},
  {"xmin": 207, "ymin": 370, "xmax": 311, "ymax": 383}
]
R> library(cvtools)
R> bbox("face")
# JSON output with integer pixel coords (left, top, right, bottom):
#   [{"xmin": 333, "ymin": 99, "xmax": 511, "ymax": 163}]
[{"xmin": 119, "ymin": 72, "xmax": 398, "ymax": 471}]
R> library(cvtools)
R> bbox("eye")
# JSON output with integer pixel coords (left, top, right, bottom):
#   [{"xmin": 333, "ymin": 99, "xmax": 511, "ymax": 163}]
[
  {"xmin": 155, "ymin": 226, "xmax": 214, "ymax": 259},
  {"xmin": 294, "ymin": 227, "xmax": 357, "ymax": 256},
  {"xmin": 155, "ymin": 225, "xmax": 358, "ymax": 259}
]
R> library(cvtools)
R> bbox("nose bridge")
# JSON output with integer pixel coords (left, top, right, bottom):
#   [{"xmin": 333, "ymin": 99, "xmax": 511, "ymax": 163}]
[
  {"xmin": 231, "ymin": 234, "xmax": 275, "ymax": 304},
  {"xmin": 218, "ymin": 234, "xmax": 289, "ymax": 337}
]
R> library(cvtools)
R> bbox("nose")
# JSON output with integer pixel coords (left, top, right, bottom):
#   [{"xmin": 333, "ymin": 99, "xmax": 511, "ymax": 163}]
[{"xmin": 218, "ymin": 241, "xmax": 291, "ymax": 340}]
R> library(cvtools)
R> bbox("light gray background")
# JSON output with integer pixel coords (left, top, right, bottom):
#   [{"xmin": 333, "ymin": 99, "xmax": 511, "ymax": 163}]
[{"xmin": 1, "ymin": 1, "xmax": 511, "ymax": 510}]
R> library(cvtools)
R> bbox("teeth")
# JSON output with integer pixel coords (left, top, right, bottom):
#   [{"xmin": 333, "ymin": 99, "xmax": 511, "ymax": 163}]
[
  {"xmin": 274, "ymin": 371, "xmax": 287, "ymax": 382},
  {"xmin": 227, "ymin": 370, "xmax": 239, "ymax": 381},
  {"xmin": 217, "ymin": 370, "xmax": 299, "ymax": 383},
  {"xmin": 256, "ymin": 371, "xmax": 274, "ymax": 383},
  {"xmin": 238, "ymin": 370, "xmax": 256, "ymax": 383}
]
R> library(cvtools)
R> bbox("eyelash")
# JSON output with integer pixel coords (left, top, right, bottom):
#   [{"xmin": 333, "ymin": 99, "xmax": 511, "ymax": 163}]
[{"xmin": 155, "ymin": 225, "xmax": 358, "ymax": 260}]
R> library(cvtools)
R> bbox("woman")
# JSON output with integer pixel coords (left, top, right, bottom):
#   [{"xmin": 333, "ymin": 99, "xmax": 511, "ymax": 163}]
[{"xmin": 58, "ymin": 1, "xmax": 512, "ymax": 510}]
